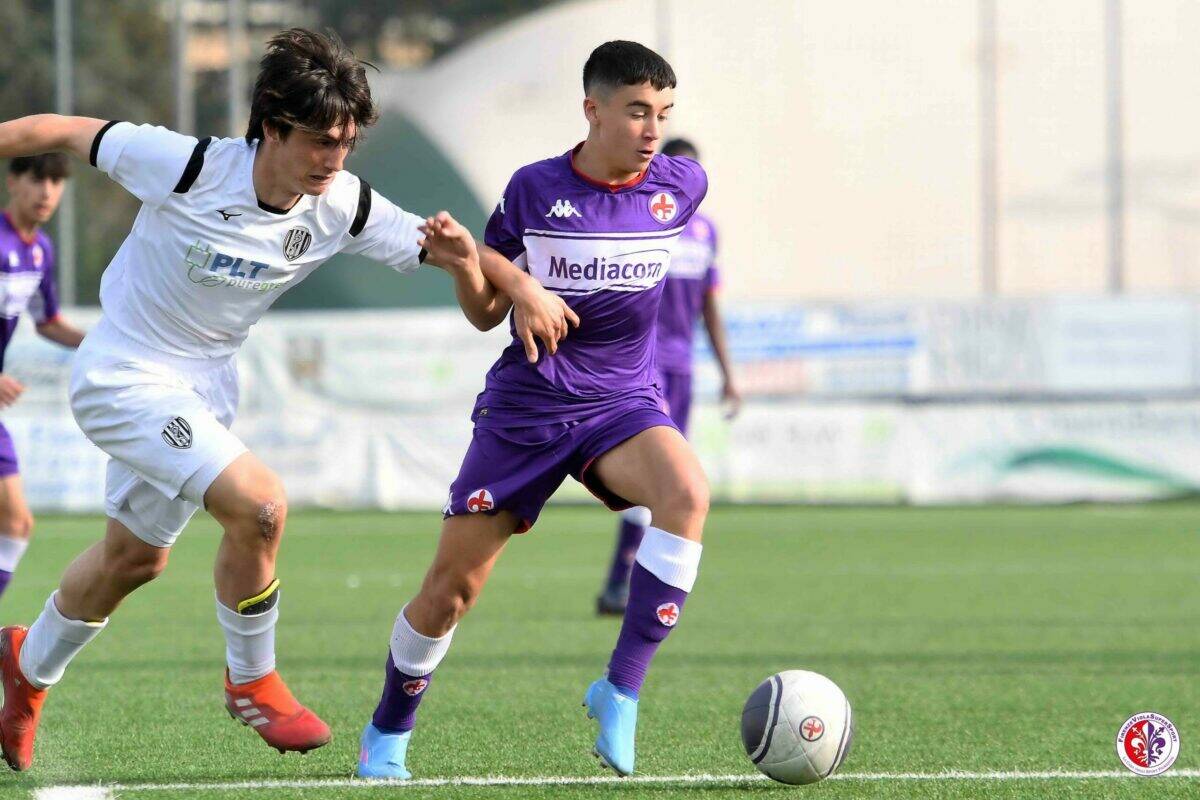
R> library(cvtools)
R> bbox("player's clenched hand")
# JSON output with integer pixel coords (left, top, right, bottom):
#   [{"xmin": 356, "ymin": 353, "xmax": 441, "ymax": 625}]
[
  {"xmin": 0, "ymin": 374, "xmax": 24, "ymax": 408},
  {"xmin": 511, "ymin": 279, "xmax": 580, "ymax": 363},
  {"xmin": 418, "ymin": 211, "xmax": 478, "ymax": 273}
]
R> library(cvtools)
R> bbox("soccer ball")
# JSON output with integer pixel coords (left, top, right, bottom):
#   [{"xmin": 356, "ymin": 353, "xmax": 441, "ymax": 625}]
[{"xmin": 741, "ymin": 670, "xmax": 854, "ymax": 785}]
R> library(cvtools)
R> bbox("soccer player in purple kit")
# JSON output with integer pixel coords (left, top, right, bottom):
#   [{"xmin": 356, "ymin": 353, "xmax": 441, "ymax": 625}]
[
  {"xmin": 359, "ymin": 41, "xmax": 710, "ymax": 779},
  {"xmin": 596, "ymin": 137, "xmax": 740, "ymax": 615},
  {"xmin": 0, "ymin": 154, "xmax": 86, "ymax": 603}
]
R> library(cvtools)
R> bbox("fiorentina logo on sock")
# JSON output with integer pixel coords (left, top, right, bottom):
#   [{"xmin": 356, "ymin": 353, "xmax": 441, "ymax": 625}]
[
  {"xmin": 402, "ymin": 678, "xmax": 429, "ymax": 697},
  {"xmin": 655, "ymin": 602, "xmax": 680, "ymax": 627}
]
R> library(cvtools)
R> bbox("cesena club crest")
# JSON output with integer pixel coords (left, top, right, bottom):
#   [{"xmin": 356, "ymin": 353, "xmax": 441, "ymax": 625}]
[
  {"xmin": 1116, "ymin": 711, "xmax": 1180, "ymax": 776},
  {"xmin": 161, "ymin": 416, "xmax": 193, "ymax": 449},
  {"xmin": 282, "ymin": 226, "xmax": 313, "ymax": 261},
  {"xmin": 648, "ymin": 191, "xmax": 678, "ymax": 224}
]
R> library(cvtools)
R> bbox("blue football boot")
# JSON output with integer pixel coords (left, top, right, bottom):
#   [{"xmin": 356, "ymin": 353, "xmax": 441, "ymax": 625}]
[
  {"xmin": 356, "ymin": 722, "xmax": 412, "ymax": 779},
  {"xmin": 583, "ymin": 678, "xmax": 637, "ymax": 776}
]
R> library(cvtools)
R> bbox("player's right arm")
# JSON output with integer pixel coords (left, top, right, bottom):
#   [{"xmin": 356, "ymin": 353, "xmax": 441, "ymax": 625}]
[
  {"xmin": 0, "ymin": 115, "xmax": 107, "ymax": 163},
  {"xmin": 0, "ymin": 374, "xmax": 24, "ymax": 408}
]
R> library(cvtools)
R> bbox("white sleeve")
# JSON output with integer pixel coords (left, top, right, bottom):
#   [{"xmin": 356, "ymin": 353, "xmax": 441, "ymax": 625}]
[
  {"xmin": 91, "ymin": 121, "xmax": 201, "ymax": 207},
  {"xmin": 339, "ymin": 182, "xmax": 425, "ymax": 274}
]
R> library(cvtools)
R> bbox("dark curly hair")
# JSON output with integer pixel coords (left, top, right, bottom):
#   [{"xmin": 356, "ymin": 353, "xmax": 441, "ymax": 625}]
[{"xmin": 245, "ymin": 28, "xmax": 379, "ymax": 145}]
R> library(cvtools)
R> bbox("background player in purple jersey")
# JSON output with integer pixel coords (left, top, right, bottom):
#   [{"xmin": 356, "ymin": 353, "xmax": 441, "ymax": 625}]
[
  {"xmin": 359, "ymin": 41, "xmax": 711, "ymax": 780},
  {"xmin": 0, "ymin": 154, "xmax": 86, "ymax": 604},
  {"xmin": 596, "ymin": 137, "xmax": 740, "ymax": 615}
]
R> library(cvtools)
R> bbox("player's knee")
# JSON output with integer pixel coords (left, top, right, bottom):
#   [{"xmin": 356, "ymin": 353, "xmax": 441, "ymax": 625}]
[
  {"xmin": 661, "ymin": 474, "xmax": 710, "ymax": 522},
  {"xmin": 105, "ymin": 537, "xmax": 170, "ymax": 586},
  {"xmin": 224, "ymin": 486, "xmax": 288, "ymax": 546}
]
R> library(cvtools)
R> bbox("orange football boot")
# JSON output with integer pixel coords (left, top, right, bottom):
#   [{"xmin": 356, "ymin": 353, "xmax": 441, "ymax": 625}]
[
  {"xmin": 223, "ymin": 670, "xmax": 330, "ymax": 754},
  {"xmin": 0, "ymin": 626, "xmax": 48, "ymax": 771}
]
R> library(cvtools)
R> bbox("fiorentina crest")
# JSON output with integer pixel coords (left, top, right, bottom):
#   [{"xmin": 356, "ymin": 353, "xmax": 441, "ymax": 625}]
[{"xmin": 1116, "ymin": 712, "xmax": 1179, "ymax": 776}]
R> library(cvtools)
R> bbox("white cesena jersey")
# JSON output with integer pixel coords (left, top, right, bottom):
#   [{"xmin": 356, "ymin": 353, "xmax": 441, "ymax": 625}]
[{"xmin": 91, "ymin": 121, "xmax": 425, "ymax": 359}]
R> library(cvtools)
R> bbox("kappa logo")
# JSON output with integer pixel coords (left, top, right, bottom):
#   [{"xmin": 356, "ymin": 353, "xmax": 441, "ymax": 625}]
[
  {"xmin": 161, "ymin": 416, "xmax": 193, "ymax": 449},
  {"xmin": 656, "ymin": 602, "xmax": 680, "ymax": 627},
  {"xmin": 31, "ymin": 244, "xmax": 43, "ymax": 268},
  {"xmin": 466, "ymin": 488, "xmax": 494, "ymax": 513},
  {"xmin": 402, "ymin": 678, "xmax": 429, "ymax": 697},
  {"xmin": 282, "ymin": 226, "xmax": 313, "ymax": 261},
  {"xmin": 545, "ymin": 198, "xmax": 583, "ymax": 218},
  {"xmin": 648, "ymin": 192, "xmax": 678, "ymax": 224}
]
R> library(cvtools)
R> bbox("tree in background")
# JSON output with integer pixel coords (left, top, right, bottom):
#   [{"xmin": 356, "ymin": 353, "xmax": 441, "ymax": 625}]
[{"xmin": 0, "ymin": 0, "xmax": 172, "ymax": 304}]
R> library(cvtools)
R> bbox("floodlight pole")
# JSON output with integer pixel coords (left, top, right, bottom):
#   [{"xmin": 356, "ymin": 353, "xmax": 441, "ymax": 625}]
[
  {"xmin": 228, "ymin": 0, "xmax": 247, "ymax": 137},
  {"xmin": 1104, "ymin": 0, "xmax": 1126, "ymax": 293},
  {"xmin": 54, "ymin": 0, "xmax": 76, "ymax": 306},
  {"xmin": 978, "ymin": 0, "xmax": 998, "ymax": 297},
  {"xmin": 174, "ymin": 0, "xmax": 195, "ymax": 135}
]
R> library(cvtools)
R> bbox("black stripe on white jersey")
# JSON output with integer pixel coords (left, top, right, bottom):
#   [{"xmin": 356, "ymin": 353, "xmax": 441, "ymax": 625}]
[
  {"xmin": 349, "ymin": 178, "xmax": 372, "ymax": 237},
  {"xmin": 88, "ymin": 120, "xmax": 123, "ymax": 167},
  {"xmin": 172, "ymin": 136, "xmax": 213, "ymax": 194}
]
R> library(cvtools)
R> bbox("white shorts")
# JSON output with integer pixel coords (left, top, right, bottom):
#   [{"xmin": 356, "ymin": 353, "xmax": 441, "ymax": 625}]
[{"xmin": 69, "ymin": 318, "xmax": 248, "ymax": 548}]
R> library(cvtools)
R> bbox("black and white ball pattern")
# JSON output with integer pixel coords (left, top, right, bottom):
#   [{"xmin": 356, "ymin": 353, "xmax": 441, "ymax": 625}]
[{"xmin": 741, "ymin": 670, "xmax": 854, "ymax": 784}]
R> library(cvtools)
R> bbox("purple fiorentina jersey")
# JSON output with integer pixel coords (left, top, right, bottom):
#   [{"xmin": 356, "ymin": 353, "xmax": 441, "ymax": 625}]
[
  {"xmin": 655, "ymin": 213, "xmax": 719, "ymax": 374},
  {"xmin": 0, "ymin": 214, "xmax": 59, "ymax": 370},
  {"xmin": 481, "ymin": 146, "xmax": 708, "ymax": 426}
]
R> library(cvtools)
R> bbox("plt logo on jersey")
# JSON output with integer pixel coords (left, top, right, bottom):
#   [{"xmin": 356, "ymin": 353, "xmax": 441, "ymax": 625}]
[{"xmin": 185, "ymin": 241, "xmax": 287, "ymax": 293}]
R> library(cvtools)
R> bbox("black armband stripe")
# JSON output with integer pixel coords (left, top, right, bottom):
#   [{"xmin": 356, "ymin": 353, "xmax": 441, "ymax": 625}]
[
  {"xmin": 89, "ymin": 120, "xmax": 122, "ymax": 167},
  {"xmin": 418, "ymin": 248, "xmax": 427, "ymax": 263},
  {"xmin": 349, "ymin": 178, "xmax": 372, "ymax": 237},
  {"xmin": 172, "ymin": 136, "xmax": 213, "ymax": 194}
]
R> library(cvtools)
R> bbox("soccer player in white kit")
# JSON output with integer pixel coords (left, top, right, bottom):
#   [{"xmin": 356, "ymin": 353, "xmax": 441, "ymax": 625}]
[{"xmin": 0, "ymin": 29, "xmax": 574, "ymax": 772}]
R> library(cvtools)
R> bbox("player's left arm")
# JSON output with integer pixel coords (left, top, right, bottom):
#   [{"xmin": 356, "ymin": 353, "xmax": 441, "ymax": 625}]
[
  {"xmin": 701, "ymin": 290, "xmax": 741, "ymax": 419},
  {"xmin": 35, "ymin": 316, "xmax": 85, "ymax": 348}
]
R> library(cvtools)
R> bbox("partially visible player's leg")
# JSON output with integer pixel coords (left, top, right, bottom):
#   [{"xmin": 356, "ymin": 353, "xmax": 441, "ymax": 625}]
[
  {"xmin": 581, "ymin": 424, "xmax": 708, "ymax": 775},
  {"xmin": 204, "ymin": 452, "xmax": 330, "ymax": 754},
  {"xmin": 359, "ymin": 512, "xmax": 516, "ymax": 779},
  {"xmin": 0, "ymin": 472, "xmax": 33, "ymax": 603},
  {"xmin": 2, "ymin": 515, "xmax": 161, "ymax": 771},
  {"xmin": 597, "ymin": 506, "xmax": 651, "ymax": 615}
]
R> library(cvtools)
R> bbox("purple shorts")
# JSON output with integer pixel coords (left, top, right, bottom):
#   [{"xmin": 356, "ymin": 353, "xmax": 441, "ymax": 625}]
[
  {"xmin": 444, "ymin": 396, "xmax": 676, "ymax": 533},
  {"xmin": 0, "ymin": 423, "xmax": 17, "ymax": 478},
  {"xmin": 658, "ymin": 370, "xmax": 694, "ymax": 436}
]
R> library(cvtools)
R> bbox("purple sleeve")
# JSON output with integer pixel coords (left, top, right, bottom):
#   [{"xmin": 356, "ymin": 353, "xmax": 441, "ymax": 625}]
[
  {"xmin": 483, "ymin": 176, "xmax": 526, "ymax": 262},
  {"xmin": 32, "ymin": 240, "xmax": 60, "ymax": 323}
]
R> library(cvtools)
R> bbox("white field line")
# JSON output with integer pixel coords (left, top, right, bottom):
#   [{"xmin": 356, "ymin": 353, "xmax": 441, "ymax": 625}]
[{"xmin": 32, "ymin": 769, "xmax": 1200, "ymax": 795}]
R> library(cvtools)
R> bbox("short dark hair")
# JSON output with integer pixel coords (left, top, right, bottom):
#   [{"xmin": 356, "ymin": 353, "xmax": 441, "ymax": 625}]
[
  {"xmin": 9, "ymin": 153, "xmax": 70, "ymax": 180},
  {"xmin": 583, "ymin": 41, "xmax": 676, "ymax": 96},
  {"xmin": 661, "ymin": 138, "xmax": 698, "ymax": 160},
  {"xmin": 245, "ymin": 28, "xmax": 379, "ymax": 144}
]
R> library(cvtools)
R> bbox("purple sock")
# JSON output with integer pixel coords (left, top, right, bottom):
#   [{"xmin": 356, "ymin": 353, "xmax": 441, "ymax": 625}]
[
  {"xmin": 604, "ymin": 519, "xmax": 646, "ymax": 591},
  {"xmin": 606, "ymin": 562, "xmax": 689, "ymax": 698},
  {"xmin": 0, "ymin": 570, "xmax": 11, "ymax": 599},
  {"xmin": 371, "ymin": 651, "xmax": 433, "ymax": 733}
]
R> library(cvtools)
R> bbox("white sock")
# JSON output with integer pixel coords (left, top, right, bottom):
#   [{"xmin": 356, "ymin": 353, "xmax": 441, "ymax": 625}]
[
  {"xmin": 216, "ymin": 595, "xmax": 277, "ymax": 684},
  {"xmin": 390, "ymin": 604, "xmax": 455, "ymax": 676},
  {"xmin": 0, "ymin": 535, "xmax": 29, "ymax": 573},
  {"xmin": 634, "ymin": 526, "xmax": 703, "ymax": 592},
  {"xmin": 621, "ymin": 506, "xmax": 652, "ymax": 527},
  {"xmin": 20, "ymin": 592, "xmax": 108, "ymax": 689}
]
